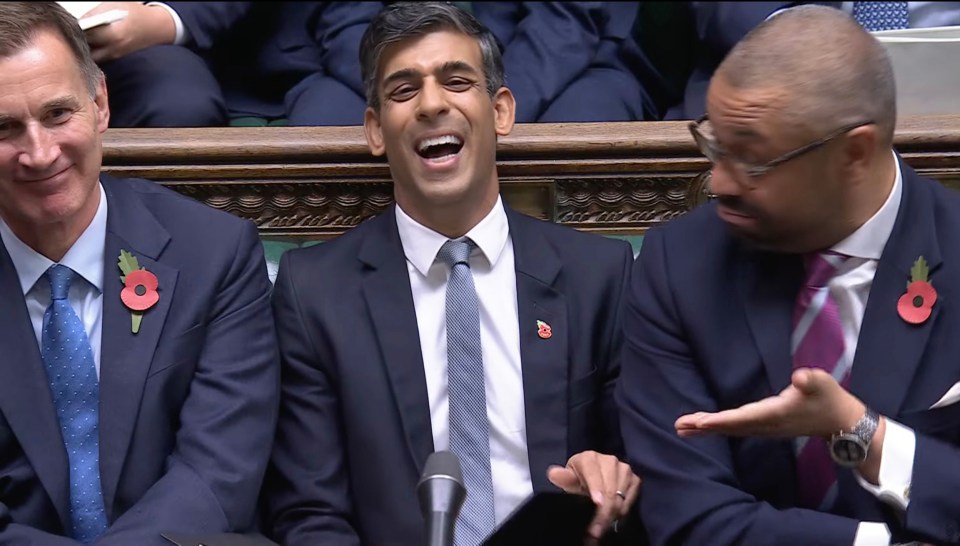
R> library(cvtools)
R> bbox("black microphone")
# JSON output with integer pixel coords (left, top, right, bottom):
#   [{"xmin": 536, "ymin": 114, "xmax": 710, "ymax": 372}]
[{"xmin": 417, "ymin": 450, "xmax": 467, "ymax": 546}]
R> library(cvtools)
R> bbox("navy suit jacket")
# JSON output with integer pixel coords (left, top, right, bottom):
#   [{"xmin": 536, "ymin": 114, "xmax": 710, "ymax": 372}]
[
  {"xmin": 261, "ymin": 204, "xmax": 634, "ymax": 546},
  {"xmin": 166, "ymin": 1, "xmax": 376, "ymax": 118},
  {"xmin": 0, "ymin": 175, "xmax": 279, "ymax": 544},
  {"xmin": 664, "ymin": 1, "xmax": 792, "ymax": 120},
  {"xmin": 665, "ymin": 1, "xmax": 843, "ymax": 120},
  {"xmin": 473, "ymin": 2, "xmax": 656, "ymax": 122},
  {"xmin": 617, "ymin": 160, "xmax": 960, "ymax": 545}
]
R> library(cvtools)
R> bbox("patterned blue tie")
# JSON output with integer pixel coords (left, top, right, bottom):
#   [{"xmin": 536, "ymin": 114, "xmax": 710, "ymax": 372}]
[
  {"xmin": 41, "ymin": 265, "xmax": 107, "ymax": 544},
  {"xmin": 852, "ymin": 1, "xmax": 909, "ymax": 31},
  {"xmin": 437, "ymin": 240, "xmax": 495, "ymax": 546}
]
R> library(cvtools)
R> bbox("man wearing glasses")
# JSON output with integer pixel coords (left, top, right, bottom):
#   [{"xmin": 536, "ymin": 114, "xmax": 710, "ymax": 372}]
[{"xmin": 618, "ymin": 5, "xmax": 960, "ymax": 546}]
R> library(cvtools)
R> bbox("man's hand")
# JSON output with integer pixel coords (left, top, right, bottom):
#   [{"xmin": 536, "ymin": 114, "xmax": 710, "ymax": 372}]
[
  {"xmin": 547, "ymin": 450, "xmax": 641, "ymax": 544},
  {"xmin": 675, "ymin": 367, "xmax": 885, "ymax": 483},
  {"xmin": 83, "ymin": 2, "xmax": 177, "ymax": 63},
  {"xmin": 675, "ymin": 368, "xmax": 865, "ymax": 438}
]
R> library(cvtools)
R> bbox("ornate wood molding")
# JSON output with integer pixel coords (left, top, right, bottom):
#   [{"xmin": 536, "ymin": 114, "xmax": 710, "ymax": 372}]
[{"xmin": 102, "ymin": 115, "xmax": 960, "ymax": 239}]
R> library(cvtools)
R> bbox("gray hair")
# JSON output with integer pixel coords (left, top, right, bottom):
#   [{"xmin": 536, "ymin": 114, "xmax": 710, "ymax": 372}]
[
  {"xmin": 360, "ymin": 1, "xmax": 505, "ymax": 110},
  {"xmin": 719, "ymin": 4, "xmax": 897, "ymax": 144}
]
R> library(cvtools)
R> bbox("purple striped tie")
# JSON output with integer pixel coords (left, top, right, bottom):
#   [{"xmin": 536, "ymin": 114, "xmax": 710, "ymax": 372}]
[{"xmin": 792, "ymin": 252, "xmax": 850, "ymax": 510}]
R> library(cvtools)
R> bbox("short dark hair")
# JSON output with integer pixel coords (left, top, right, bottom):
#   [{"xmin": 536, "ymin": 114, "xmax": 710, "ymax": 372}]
[
  {"xmin": 0, "ymin": 2, "xmax": 102, "ymax": 97},
  {"xmin": 359, "ymin": 1, "xmax": 505, "ymax": 110}
]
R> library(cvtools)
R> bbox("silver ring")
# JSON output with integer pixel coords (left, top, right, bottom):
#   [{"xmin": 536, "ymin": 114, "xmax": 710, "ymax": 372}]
[{"xmin": 615, "ymin": 490, "xmax": 626, "ymax": 501}]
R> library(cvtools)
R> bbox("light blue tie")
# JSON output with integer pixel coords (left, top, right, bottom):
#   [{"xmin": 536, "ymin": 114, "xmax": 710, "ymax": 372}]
[
  {"xmin": 437, "ymin": 240, "xmax": 495, "ymax": 546},
  {"xmin": 41, "ymin": 265, "xmax": 107, "ymax": 544},
  {"xmin": 852, "ymin": 1, "xmax": 909, "ymax": 31}
]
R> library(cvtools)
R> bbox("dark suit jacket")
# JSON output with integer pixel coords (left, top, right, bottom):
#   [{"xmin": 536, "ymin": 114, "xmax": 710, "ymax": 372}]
[
  {"xmin": 261, "ymin": 204, "xmax": 634, "ymax": 546},
  {"xmin": 618, "ymin": 160, "xmax": 960, "ymax": 545},
  {"xmin": 166, "ymin": 1, "xmax": 377, "ymax": 118},
  {"xmin": 662, "ymin": 1, "xmax": 792, "ymax": 120},
  {"xmin": 473, "ymin": 2, "xmax": 656, "ymax": 122},
  {"xmin": 663, "ymin": 1, "xmax": 848, "ymax": 120},
  {"xmin": 0, "ymin": 175, "xmax": 279, "ymax": 544}
]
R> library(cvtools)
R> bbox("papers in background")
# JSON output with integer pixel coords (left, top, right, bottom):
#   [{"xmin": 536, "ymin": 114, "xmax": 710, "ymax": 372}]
[
  {"xmin": 56, "ymin": 1, "xmax": 102, "ymax": 18},
  {"xmin": 56, "ymin": 2, "xmax": 127, "ymax": 31},
  {"xmin": 873, "ymin": 26, "xmax": 960, "ymax": 116},
  {"xmin": 77, "ymin": 9, "xmax": 128, "ymax": 30}
]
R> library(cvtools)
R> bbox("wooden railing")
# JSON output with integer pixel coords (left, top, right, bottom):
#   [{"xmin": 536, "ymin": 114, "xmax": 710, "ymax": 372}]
[{"xmin": 101, "ymin": 115, "xmax": 960, "ymax": 242}]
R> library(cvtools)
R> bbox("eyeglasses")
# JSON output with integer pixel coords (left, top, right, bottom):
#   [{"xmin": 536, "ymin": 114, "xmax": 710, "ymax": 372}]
[{"xmin": 688, "ymin": 115, "xmax": 875, "ymax": 178}]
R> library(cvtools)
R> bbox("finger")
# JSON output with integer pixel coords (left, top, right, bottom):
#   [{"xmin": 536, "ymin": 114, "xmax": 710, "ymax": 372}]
[
  {"xmin": 585, "ymin": 458, "xmax": 619, "ymax": 539},
  {"xmin": 84, "ymin": 26, "xmax": 113, "ymax": 47},
  {"xmin": 675, "ymin": 411, "xmax": 712, "ymax": 430},
  {"xmin": 615, "ymin": 464, "xmax": 638, "ymax": 517},
  {"xmin": 696, "ymin": 396, "xmax": 788, "ymax": 434},
  {"xmin": 547, "ymin": 465, "xmax": 584, "ymax": 494},
  {"xmin": 90, "ymin": 46, "xmax": 117, "ymax": 64},
  {"xmin": 791, "ymin": 367, "xmax": 817, "ymax": 394},
  {"xmin": 792, "ymin": 367, "xmax": 834, "ymax": 395},
  {"xmin": 677, "ymin": 427, "xmax": 711, "ymax": 438}
]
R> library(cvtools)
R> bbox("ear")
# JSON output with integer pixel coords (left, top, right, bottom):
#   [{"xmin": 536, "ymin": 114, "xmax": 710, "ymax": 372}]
[
  {"xmin": 492, "ymin": 86, "xmax": 515, "ymax": 137},
  {"xmin": 363, "ymin": 106, "xmax": 385, "ymax": 157},
  {"xmin": 94, "ymin": 74, "xmax": 110, "ymax": 133},
  {"xmin": 841, "ymin": 123, "xmax": 878, "ymax": 180}
]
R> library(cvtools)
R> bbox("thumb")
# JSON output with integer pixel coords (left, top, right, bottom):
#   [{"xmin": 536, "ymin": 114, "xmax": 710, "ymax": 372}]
[
  {"xmin": 792, "ymin": 367, "xmax": 826, "ymax": 395},
  {"xmin": 547, "ymin": 465, "xmax": 582, "ymax": 493}
]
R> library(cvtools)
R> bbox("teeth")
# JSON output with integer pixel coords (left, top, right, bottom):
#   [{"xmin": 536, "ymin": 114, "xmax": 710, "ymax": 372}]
[{"xmin": 418, "ymin": 134, "xmax": 462, "ymax": 152}]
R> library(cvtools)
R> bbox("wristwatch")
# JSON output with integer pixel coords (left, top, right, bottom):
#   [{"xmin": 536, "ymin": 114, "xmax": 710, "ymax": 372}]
[{"xmin": 828, "ymin": 407, "xmax": 880, "ymax": 468}]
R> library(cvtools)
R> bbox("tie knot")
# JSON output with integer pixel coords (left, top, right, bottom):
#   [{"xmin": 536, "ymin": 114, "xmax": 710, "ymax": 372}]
[
  {"xmin": 804, "ymin": 252, "xmax": 848, "ymax": 288},
  {"xmin": 437, "ymin": 239, "xmax": 475, "ymax": 268},
  {"xmin": 45, "ymin": 264, "xmax": 77, "ymax": 301}
]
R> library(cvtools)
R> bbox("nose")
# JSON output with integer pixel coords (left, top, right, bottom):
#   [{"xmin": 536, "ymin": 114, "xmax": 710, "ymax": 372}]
[
  {"xmin": 18, "ymin": 122, "xmax": 61, "ymax": 171},
  {"xmin": 416, "ymin": 78, "xmax": 449, "ymax": 121},
  {"xmin": 706, "ymin": 160, "xmax": 744, "ymax": 199}
]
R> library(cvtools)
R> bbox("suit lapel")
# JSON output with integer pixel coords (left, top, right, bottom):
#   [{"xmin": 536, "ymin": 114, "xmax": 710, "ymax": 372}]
[
  {"xmin": 849, "ymin": 164, "xmax": 942, "ymax": 416},
  {"xmin": 96, "ymin": 176, "xmax": 176, "ymax": 517},
  {"xmin": 0, "ymin": 245, "xmax": 71, "ymax": 528},
  {"xmin": 739, "ymin": 246, "xmax": 805, "ymax": 394},
  {"xmin": 360, "ymin": 208, "xmax": 434, "ymax": 473},
  {"xmin": 508, "ymin": 210, "xmax": 568, "ymax": 493}
]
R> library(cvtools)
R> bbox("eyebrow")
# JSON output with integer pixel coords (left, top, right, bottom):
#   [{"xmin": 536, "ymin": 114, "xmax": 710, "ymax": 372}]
[
  {"xmin": 381, "ymin": 60, "xmax": 481, "ymax": 89},
  {"xmin": 43, "ymin": 96, "xmax": 81, "ymax": 112}
]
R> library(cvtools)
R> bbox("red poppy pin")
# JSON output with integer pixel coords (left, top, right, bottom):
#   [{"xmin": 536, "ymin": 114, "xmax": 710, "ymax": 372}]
[
  {"xmin": 537, "ymin": 320, "xmax": 552, "ymax": 339},
  {"xmin": 897, "ymin": 256, "xmax": 937, "ymax": 325},
  {"xmin": 118, "ymin": 249, "xmax": 159, "ymax": 334}
]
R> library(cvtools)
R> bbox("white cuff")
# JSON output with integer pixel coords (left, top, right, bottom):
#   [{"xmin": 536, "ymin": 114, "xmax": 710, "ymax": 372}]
[
  {"xmin": 145, "ymin": 2, "xmax": 187, "ymax": 45},
  {"xmin": 853, "ymin": 521, "xmax": 891, "ymax": 546},
  {"xmin": 854, "ymin": 418, "xmax": 915, "ymax": 512}
]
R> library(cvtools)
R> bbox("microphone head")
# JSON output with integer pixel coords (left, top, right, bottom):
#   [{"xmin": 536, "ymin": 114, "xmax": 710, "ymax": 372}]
[
  {"xmin": 417, "ymin": 451, "xmax": 467, "ymax": 518},
  {"xmin": 420, "ymin": 451, "xmax": 464, "ymax": 485}
]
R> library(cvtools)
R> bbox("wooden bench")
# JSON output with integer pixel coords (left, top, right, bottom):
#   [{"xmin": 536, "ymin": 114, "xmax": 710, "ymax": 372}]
[{"xmin": 101, "ymin": 115, "xmax": 960, "ymax": 251}]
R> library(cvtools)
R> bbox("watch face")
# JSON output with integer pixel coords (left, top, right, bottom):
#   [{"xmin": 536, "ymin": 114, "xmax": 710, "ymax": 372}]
[{"xmin": 830, "ymin": 435, "xmax": 867, "ymax": 466}]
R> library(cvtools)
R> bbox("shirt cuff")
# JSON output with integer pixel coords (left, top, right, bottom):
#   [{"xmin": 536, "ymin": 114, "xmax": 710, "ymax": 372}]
[
  {"xmin": 854, "ymin": 418, "xmax": 915, "ymax": 512},
  {"xmin": 145, "ymin": 2, "xmax": 187, "ymax": 45},
  {"xmin": 854, "ymin": 521, "xmax": 891, "ymax": 546}
]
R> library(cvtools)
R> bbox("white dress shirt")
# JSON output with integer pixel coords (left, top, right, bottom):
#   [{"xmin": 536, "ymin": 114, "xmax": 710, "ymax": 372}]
[
  {"xmin": 822, "ymin": 154, "xmax": 916, "ymax": 546},
  {"xmin": 396, "ymin": 197, "xmax": 534, "ymax": 524},
  {"xmin": 0, "ymin": 183, "xmax": 107, "ymax": 377}
]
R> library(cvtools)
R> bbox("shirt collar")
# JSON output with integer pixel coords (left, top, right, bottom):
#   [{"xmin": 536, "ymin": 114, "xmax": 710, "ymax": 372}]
[
  {"xmin": 0, "ymin": 182, "xmax": 108, "ymax": 295},
  {"xmin": 396, "ymin": 195, "xmax": 510, "ymax": 277},
  {"xmin": 831, "ymin": 150, "xmax": 903, "ymax": 261}
]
